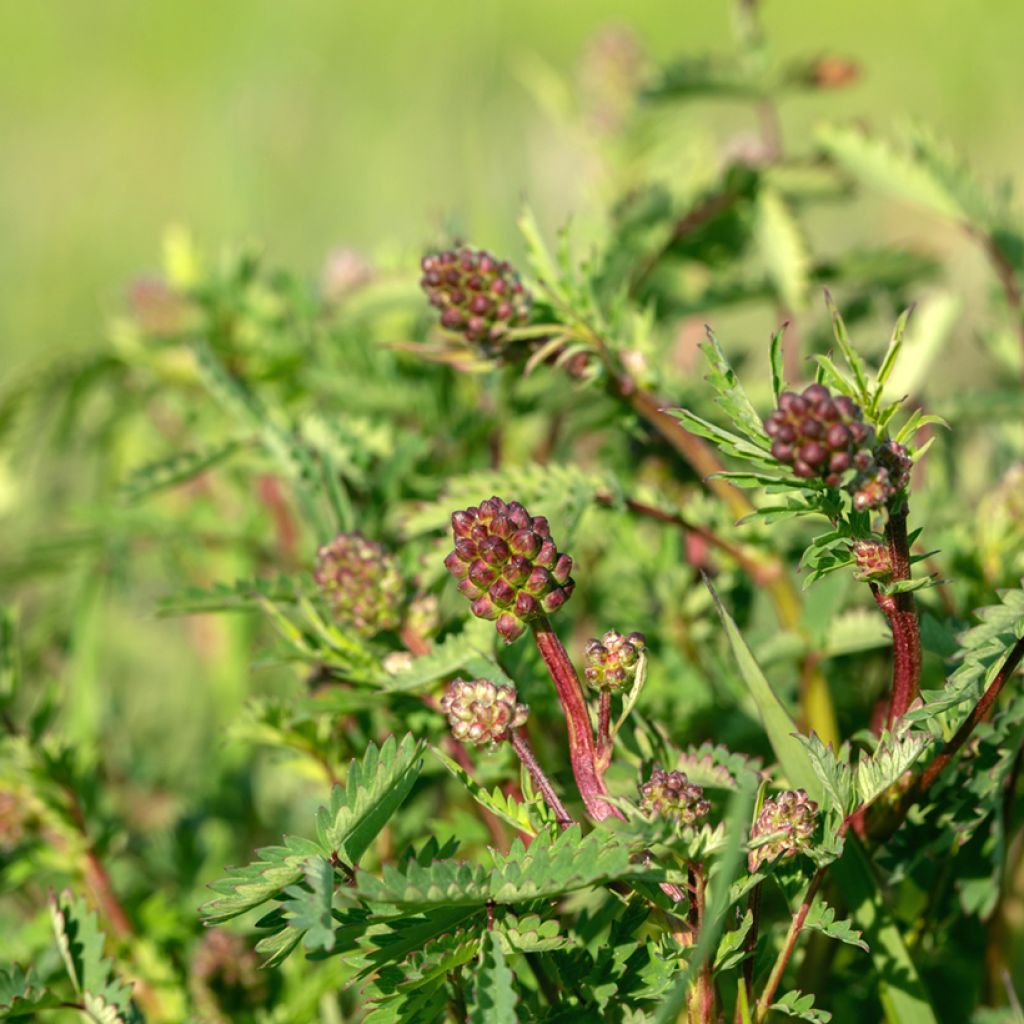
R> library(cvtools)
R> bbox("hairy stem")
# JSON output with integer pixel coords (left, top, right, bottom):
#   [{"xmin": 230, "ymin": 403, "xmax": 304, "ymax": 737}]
[
  {"xmin": 510, "ymin": 729, "xmax": 575, "ymax": 829},
  {"xmin": 530, "ymin": 616, "xmax": 624, "ymax": 822},
  {"xmin": 875, "ymin": 505, "xmax": 922, "ymax": 728},
  {"xmin": 755, "ymin": 868, "xmax": 826, "ymax": 1022}
]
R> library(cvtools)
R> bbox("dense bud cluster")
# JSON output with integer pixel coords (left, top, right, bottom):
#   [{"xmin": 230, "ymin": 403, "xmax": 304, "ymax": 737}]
[
  {"xmin": 765, "ymin": 384, "xmax": 874, "ymax": 485},
  {"xmin": 584, "ymin": 630, "xmax": 646, "ymax": 692},
  {"xmin": 313, "ymin": 533, "xmax": 404, "ymax": 637},
  {"xmin": 440, "ymin": 678, "xmax": 529, "ymax": 748},
  {"xmin": 638, "ymin": 768, "xmax": 711, "ymax": 827},
  {"xmin": 444, "ymin": 497, "xmax": 575, "ymax": 643},
  {"xmin": 852, "ymin": 539, "xmax": 892, "ymax": 580},
  {"xmin": 851, "ymin": 441, "xmax": 913, "ymax": 512},
  {"xmin": 420, "ymin": 246, "xmax": 531, "ymax": 348},
  {"xmin": 748, "ymin": 789, "xmax": 819, "ymax": 872}
]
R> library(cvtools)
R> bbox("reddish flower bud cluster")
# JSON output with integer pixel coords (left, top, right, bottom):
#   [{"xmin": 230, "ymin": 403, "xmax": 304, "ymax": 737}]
[
  {"xmin": 852, "ymin": 539, "xmax": 892, "ymax": 580},
  {"xmin": 638, "ymin": 768, "xmax": 711, "ymax": 827},
  {"xmin": 444, "ymin": 497, "xmax": 575, "ymax": 643},
  {"xmin": 313, "ymin": 533, "xmax": 405, "ymax": 637},
  {"xmin": 765, "ymin": 384, "xmax": 874, "ymax": 486},
  {"xmin": 748, "ymin": 789, "xmax": 818, "ymax": 872},
  {"xmin": 440, "ymin": 678, "xmax": 529, "ymax": 748},
  {"xmin": 851, "ymin": 441, "xmax": 913, "ymax": 512},
  {"xmin": 584, "ymin": 630, "xmax": 646, "ymax": 692},
  {"xmin": 420, "ymin": 246, "xmax": 531, "ymax": 348}
]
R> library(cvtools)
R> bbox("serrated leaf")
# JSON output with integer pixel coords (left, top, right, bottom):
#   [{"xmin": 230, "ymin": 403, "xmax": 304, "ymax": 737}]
[
  {"xmin": 430, "ymin": 744, "xmax": 538, "ymax": 836},
  {"xmin": 282, "ymin": 856, "xmax": 337, "ymax": 953},
  {"xmin": 315, "ymin": 734, "xmax": 424, "ymax": 864},
  {"xmin": 49, "ymin": 892, "xmax": 134, "ymax": 1013},
  {"xmin": 470, "ymin": 931, "xmax": 518, "ymax": 1024},
  {"xmin": 0, "ymin": 965, "xmax": 62, "ymax": 1017},
  {"xmin": 714, "ymin": 910, "xmax": 753, "ymax": 972}
]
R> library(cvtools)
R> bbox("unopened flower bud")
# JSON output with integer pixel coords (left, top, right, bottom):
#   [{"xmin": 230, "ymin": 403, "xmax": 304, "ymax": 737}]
[
  {"xmin": 765, "ymin": 384, "xmax": 874, "ymax": 487},
  {"xmin": 584, "ymin": 630, "xmax": 646, "ymax": 692},
  {"xmin": 420, "ymin": 246, "xmax": 531, "ymax": 351},
  {"xmin": 440, "ymin": 678, "xmax": 529, "ymax": 749},
  {"xmin": 748, "ymin": 789, "xmax": 818, "ymax": 872},
  {"xmin": 638, "ymin": 768, "xmax": 710, "ymax": 827},
  {"xmin": 852, "ymin": 539, "xmax": 892, "ymax": 580},
  {"xmin": 313, "ymin": 533, "xmax": 405, "ymax": 637},
  {"xmin": 444, "ymin": 497, "xmax": 575, "ymax": 643}
]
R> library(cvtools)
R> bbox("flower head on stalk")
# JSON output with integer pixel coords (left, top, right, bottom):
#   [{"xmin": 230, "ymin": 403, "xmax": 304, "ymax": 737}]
[
  {"xmin": 440, "ymin": 678, "xmax": 529, "ymax": 750},
  {"xmin": 444, "ymin": 497, "xmax": 575, "ymax": 643},
  {"xmin": 638, "ymin": 768, "xmax": 711, "ymax": 828},
  {"xmin": 584, "ymin": 630, "xmax": 646, "ymax": 692}
]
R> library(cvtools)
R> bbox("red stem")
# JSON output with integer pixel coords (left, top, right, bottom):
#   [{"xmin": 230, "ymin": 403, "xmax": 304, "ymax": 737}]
[
  {"xmin": 874, "ymin": 505, "xmax": 921, "ymax": 728},
  {"xmin": 510, "ymin": 730, "xmax": 575, "ymax": 829},
  {"xmin": 530, "ymin": 616, "xmax": 625, "ymax": 822}
]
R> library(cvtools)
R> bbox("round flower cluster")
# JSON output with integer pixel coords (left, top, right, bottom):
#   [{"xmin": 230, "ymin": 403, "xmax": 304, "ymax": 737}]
[
  {"xmin": 764, "ymin": 384, "xmax": 874, "ymax": 486},
  {"xmin": 584, "ymin": 630, "xmax": 646, "ymax": 692},
  {"xmin": 313, "ymin": 533, "xmax": 404, "ymax": 637},
  {"xmin": 420, "ymin": 246, "xmax": 531, "ymax": 348},
  {"xmin": 440, "ymin": 678, "xmax": 529, "ymax": 748},
  {"xmin": 851, "ymin": 539, "xmax": 892, "ymax": 580},
  {"xmin": 748, "ymin": 789, "xmax": 819, "ymax": 872},
  {"xmin": 851, "ymin": 441, "xmax": 913, "ymax": 512},
  {"xmin": 638, "ymin": 768, "xmax": 711, "ymax": 827},
  {"xmin": 444, "ymin": 497, "xmax": 575, "ymax": 643}
]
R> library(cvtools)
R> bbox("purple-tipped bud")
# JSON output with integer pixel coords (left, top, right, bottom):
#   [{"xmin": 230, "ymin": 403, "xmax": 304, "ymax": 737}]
[
  {"xmin": 583, "ymin": 629, "xmax": 647, "ymax": 692},
  {"xmin": 313, "ymin": 533, "xmax": 405, "ymax": 637},
  {"xmin": 440, "ymin": 677, "xmax": 529, "ymax": 748},
  {"xmin": 748, "ymin": 789, "xmax": 818, "ymax": 872},
  {"xmin": 420, "ymin": 245, "xmax": 532, "ymax": 352},
  {"xmin": 638, "ymin": 768, "xmax": 710, "ymax": 826},
  {"xmin": 763, "ymin": 383, "xmax": 874, "ymax": 490},
  {"xmin": 444, "ymin": 497, "xmax": 575, "ymax": 642},
  {"xmin": 851, "ymin": 441, "xmax": 913, "ymax": 513}
]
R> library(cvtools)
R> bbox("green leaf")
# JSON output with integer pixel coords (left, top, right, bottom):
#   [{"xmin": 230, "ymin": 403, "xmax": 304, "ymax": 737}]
[
  {"xmin": 769, "ymin": 325, "xmax": 787, "ymax": 403},
  {"xmin": 824, "ymin": 293, "xmax": 870, "ymax": 405},
  {"xmin": 282, "ymin": 856, "xmax": 338, "ymax": 954},
  {"xmin": 706, "ymin": 578, "xmax": 821, "ymax": 801},
  {"xmin": 879, "ymin": 293, "xmax": 960, "ymax": 406},
  {"xmin": 202, "ymin": 834, "xmax": 324, "ymax": 923},
  {"xmin": 118, "ymin": 438, "xmax": 246, "ymax": 502},
  {"xmin": 469, "ymin": 931, "xmax": 518, "ymax": 1024},
  {"xmin": 770, "ymin": 988, "xmax": 831, "ymax": 1022},
  {"xmin": 0, "ymin": 965, "xmax": 61, "ymax": 1017},
  {"xmin": 430, "ymin": 744, "xmax": 539, "ymax": 836},
  {"xmin": 49, "ymin": 892, "xmax": 135, "ymax": 1014},
  {"xmin": 754, "ymin": 187, "xmax": 810, "ymax": 312},
  {"xmin": 356, "ymin": 827, "xmax": 654, "ymax": 912},
  {"xmin": 315, "ymin": 734, "xmax": 424, "ymax": 865},
  {"xmin": 831, "ymin": 839, "xmax": 938, "ymax": 1023},
  {"xmin": 714, "ymin": 910, "xmax": 753, "ymax": 972},
  {"xmin": 700, "ymin": 328, "xmax": 768, "ymax": 444},
  {"xmin": 804, "ymin": 900, "xmax": 869, "ymax": 952}
]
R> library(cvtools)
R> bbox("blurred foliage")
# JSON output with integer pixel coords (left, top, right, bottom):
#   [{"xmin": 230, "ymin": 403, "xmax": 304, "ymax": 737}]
[{"xmin": 3, "ymin": 2, "xmax": 1024, "ymax": 1022}]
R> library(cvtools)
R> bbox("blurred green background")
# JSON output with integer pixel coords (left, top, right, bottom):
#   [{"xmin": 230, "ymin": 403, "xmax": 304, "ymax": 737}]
[{"xmin": 3, "ymin": 0, "xmax": 1024, "ymax": 374}]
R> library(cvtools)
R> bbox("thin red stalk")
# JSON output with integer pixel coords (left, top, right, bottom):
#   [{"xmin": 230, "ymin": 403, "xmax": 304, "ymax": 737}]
[
  {"xmin": 596, "ymin": 691, "xmax": 613, "ymax": 772},
  {"xmin": 510, "ymin": 730, "xmax": 575, "ymax": 829},
  {"xmin": 755, "ymin": 868, "xmax": 826, "ymax": 1023},
  {"xmin": 530, "ymin": 616, "xmax": 624, "ymax": 822}
]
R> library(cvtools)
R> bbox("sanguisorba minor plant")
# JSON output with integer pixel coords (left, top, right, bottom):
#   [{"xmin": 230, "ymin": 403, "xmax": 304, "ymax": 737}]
[{"xmin": 6, "ymin": 4, "xmax": 1024, "ymax": 1023}]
